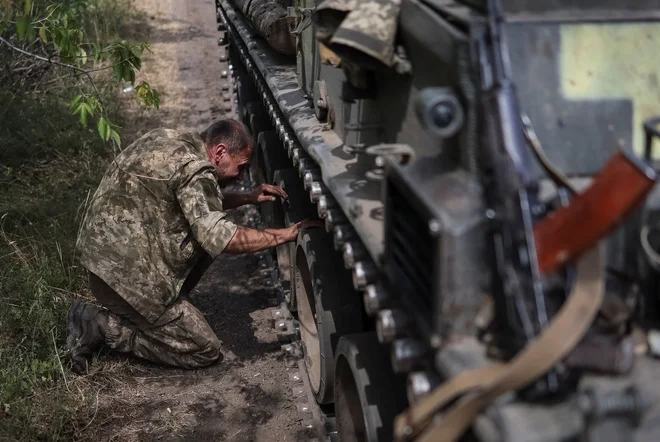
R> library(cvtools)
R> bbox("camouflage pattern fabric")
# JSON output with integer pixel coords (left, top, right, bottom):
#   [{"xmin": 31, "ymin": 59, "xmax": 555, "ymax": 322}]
[
  {"xmin": 313, "ymin": 0, "xmax": 400, "ymax": 69},
  {"xmin": 77, "ymin": 128, "xmax": 238, "ymax": 324},
  {"xmin": 314, "ymin": 0, "xmax": 359, "ymax": 44},
  {"xmin": 89, "ymin": 271, "xmax": 222, "ymax": 369},
  {"xmin": 106, "ymin": 297, "xmax": 222, "ymax": 369}
]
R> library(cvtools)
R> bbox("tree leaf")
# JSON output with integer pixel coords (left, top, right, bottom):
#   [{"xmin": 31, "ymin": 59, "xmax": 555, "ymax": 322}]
[
  {"xmin": 126, "ymin": 68, "xmax": 135, "ymax": 85},
  {"xmin": 15, "ymin": 15, "xmax": 29, "ymax": 40},
  {"xmin": 82, "ymin": 103, "xmax": 94, "ymax": 117},
  {"xmin": 112, "ymin": 61, "xmax": 123, "ymax": 81},
  {"xmin": 71, "ymin": 102, "xmax": 84, "ymax": 115},
  {"xmin": 130, "ymin": 45, "xmax": 143, "ymax": 58},
  {"xmin": 92, "ymin": 43, "xmax": 101, "ymax": 61},
  {"xmin": 97, "ymin": 117, "xmax": 109, "ymax": 141},
  {"xmin": 110, "ymin": 130, "xmax": 121, "ymax": 148},
  {"xmin": 70, "ymin": 95, "xmax": 82, "ymax": 110},
  {"xmin": 78, "ymin": 47, "xmax": 87, "ymax": 66},
  {"xmin": 79, "ymin": 107, "xmax": 88, "ymax": 127},
  {"xmin": 152, "ymin": 89, "xmax": 161, "ymax": 109},
  {"xmin": 24, "ymin": 0, "xmax": 32, "ymax": 15},
  {"xmin": 39, "ymin": 26, "xmax": 47, "ymax": 43},
  {"xmin": 26, "ymin": 22, "xmax": 36, "ymax": 43}
]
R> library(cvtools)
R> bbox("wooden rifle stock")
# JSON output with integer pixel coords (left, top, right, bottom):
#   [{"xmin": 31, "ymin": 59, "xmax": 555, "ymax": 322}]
[{"xmin": 534, "ymin": 151, "xmax": 657, "ymax": 275}]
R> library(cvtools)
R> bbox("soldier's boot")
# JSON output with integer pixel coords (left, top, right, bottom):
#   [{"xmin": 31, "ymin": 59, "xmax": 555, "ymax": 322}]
[{"xmin": 66, "ymin": 300, "xmax": 109, "ymax": 374}]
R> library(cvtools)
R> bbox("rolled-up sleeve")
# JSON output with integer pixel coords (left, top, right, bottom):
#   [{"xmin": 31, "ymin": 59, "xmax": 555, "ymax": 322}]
[{"xmin": 172, "ymin": 160, "xmax": 238, "ymax": 257}]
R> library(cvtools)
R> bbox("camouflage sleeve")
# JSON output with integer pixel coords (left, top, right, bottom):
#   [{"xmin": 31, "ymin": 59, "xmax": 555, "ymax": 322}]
[{"xmin": 172, "ymin": 160, "xmax": 239, "ymax": 257}]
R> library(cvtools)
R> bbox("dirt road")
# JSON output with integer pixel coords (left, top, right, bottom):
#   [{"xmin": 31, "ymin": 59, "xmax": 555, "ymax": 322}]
[{"xmin": 84, "ymin": 1, "xmax": 306, "ymax": 440}]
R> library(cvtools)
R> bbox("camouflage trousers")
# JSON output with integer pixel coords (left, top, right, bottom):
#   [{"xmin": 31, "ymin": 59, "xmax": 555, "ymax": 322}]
[{"xmin": 88, "ymin": 255, "xmax": 222, "ymax": 369}]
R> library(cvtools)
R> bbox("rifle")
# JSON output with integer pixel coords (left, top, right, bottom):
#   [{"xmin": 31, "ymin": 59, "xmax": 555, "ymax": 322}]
[
  {"xmin": 392, "ymin": 1, "xmax": 658, "ymax": 439},
  {"xmin": 478, "ymin": 0, "xmax": 658, "ymax": 397},
  {"xmin": 478, "ymin": 0, "xmax": 557, "ymax": 394},
  {"xmin": 393, "ymin": 151, "xmax": 656, "ymax": 440}
]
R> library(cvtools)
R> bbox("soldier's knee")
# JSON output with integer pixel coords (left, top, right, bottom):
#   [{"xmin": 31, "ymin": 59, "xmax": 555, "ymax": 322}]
[
  {"xmin": 205, "ymin": 337, "xmax": 222, "ymax": 362},
  {"xmin": 187, "ymin": 337, "xmax": 223, "ymax": 369}
]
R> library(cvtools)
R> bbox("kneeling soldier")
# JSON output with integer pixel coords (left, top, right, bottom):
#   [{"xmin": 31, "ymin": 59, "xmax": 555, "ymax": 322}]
[{"xmin": 67, "ymin": 119, "xmax": 319, "ymax": 373}]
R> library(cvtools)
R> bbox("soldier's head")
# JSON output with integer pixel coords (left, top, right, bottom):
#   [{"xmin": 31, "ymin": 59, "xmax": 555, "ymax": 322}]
[{"xmin": 201, "ymin": 119, "xmax": 254, "ymax": 184}]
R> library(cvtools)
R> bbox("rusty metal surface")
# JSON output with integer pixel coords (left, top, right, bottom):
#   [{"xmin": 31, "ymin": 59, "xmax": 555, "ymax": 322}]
[{"xmin": 219, "ymin": 0, "xmax": 386, "ymax": 263}]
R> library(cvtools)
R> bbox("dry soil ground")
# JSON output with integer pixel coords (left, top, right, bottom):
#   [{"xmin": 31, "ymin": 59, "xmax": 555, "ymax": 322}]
[{"xmin": 83, "ymin": 0, "xmax": 305, "ymax": 440}]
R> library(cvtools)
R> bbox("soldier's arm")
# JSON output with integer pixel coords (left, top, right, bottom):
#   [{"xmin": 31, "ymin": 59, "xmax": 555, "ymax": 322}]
[
  {"xmin": 220, "ymin": 192, "xmax": 253, "ymax": 209},
  {"xmin": 224, "ymin": 220, "xmax": 321, "ymax": 253},
  {"xmin": 174, "ymin": 166, "xmax": 241, "ymax": 256},
  {"xmin": 174, "ymin": 165, "xmax": 319, "ymax": 256},
  {"xmin": 222, "ymin": 184, "xmax": 289, "ymax": 209}
]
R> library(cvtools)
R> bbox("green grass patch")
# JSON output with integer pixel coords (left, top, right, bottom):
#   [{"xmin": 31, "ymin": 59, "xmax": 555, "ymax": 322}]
[
  {"xmin": 0, "ymin": 90, "xmax": 113, "ymax": 442},
  {"xmin": 0, "ymin": 1, "xmax": 143, "ymax": 440}
]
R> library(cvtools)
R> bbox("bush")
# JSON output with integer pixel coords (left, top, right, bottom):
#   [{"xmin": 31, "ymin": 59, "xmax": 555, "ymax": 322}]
[{"xmin": 0, "ymin": 1, "xmax": 147, "ymax": 440}]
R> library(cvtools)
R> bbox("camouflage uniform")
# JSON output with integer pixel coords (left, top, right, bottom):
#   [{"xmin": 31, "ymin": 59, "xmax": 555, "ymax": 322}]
[
  {"xmin": 314, "ymin": 0, "xmax": 401, "ymax": 69},
  {"xmin": 76, "ymin": 128, "xmax": 238, "ymax": 368}
]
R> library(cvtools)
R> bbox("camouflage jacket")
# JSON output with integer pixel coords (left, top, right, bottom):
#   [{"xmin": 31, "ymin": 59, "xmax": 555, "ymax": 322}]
[{"xmin": 77, "ymin": 129, "xmax": 238, "ymax": 323}]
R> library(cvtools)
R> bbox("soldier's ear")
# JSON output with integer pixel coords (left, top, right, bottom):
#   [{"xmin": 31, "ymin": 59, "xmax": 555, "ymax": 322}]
[{"xmin": 216, "ymin": 143, "xmax": 228, "ymax": 158}]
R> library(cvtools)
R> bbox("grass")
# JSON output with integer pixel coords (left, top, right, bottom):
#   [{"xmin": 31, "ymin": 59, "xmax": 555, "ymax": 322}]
[{"xmin": 0, "ymin": 1, "xmax": 144, "ymax": 440}]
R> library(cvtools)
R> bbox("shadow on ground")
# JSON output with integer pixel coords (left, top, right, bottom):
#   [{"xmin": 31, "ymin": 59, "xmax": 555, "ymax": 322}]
[{"xmin": 85, "ymin": 206, "xmax": 308, "ymax": 442}]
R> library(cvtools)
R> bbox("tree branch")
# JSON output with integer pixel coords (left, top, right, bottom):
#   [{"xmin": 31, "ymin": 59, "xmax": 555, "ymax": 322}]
[
  {"xmin": 0, "ymin": 35, "xmax": 121, "ymax": 151},
  {"xmin": 0, "ymin": 36, "xmax": 107, "ymax": 114},
  {"xmin": 0, "ymin": 36, "xmax": 83, "ymax": 72}
]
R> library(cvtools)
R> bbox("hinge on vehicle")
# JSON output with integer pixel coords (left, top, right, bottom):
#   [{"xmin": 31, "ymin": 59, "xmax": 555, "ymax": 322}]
[{"xmin": 288, "ymin": 7, "xmax": 314, "ymax": 36}]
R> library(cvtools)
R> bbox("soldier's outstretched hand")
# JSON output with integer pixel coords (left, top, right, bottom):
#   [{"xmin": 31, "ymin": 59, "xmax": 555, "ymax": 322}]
[
  {"xmin": 250, "ymin": 183, "xmax": 288, "ymax": 203},
  {"xmin": 284, "ymin": 219, "xmax": 325, "ymax": 242},
  {"xmin": 294, "ymin": 219, "xmax": 324, "ymax": 232}
]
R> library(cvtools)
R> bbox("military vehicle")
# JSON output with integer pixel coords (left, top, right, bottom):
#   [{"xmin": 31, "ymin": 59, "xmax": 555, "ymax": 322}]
[{"xmin": 213, "ymin": 0, "xmax": 660, "ymax": 440}]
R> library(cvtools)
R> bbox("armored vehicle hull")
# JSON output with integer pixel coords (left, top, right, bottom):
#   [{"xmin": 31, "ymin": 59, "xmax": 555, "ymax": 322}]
[{"xmin": 214, "ymin": 0, "xmax": 660, "ymax": 440}]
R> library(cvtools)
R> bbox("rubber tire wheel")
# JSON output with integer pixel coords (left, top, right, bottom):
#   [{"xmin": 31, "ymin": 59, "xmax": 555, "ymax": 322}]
[
  {"xmin": 335, "ymin": 332, "xmax": 408, "ymax": 442},
  {"xmin": 271, "ymin": 169, "xmax": 316, "ymax": 307},
  {"xmin": 294, "ymin": 230, "xmax": 363, "ymax": 405}
]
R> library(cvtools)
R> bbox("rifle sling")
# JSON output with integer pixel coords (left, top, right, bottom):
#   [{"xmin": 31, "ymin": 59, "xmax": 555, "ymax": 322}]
[{"xmin": 394, "ymin": 244, "xmax": 605, "ymax": 442}]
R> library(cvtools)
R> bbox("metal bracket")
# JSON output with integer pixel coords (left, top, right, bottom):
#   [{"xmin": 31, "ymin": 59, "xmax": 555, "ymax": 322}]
[
  {"xmin": 313, "ymin": 80, "xmax": 329, "ymax": 122},
  {"xmin": 365, "ymin": 143, "xmax": 415, "ymax": 167},
  {"xmin": 289, "ymin": 7, "xmax": 314, "ymax": 36}
]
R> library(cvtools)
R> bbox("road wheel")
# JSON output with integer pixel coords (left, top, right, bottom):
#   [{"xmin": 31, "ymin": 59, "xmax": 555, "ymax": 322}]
[
  {"xmin": 335, "ymin": 332, "xmax": 408, "ymax": 442},
  {"xmin": 271, "ymin": 169, "xmax": 315, "ymax": 310},
  {"xmin": 253, "ymin": 132, "xmax": 292, "ymax": 236},
  {"xmin": 294, "ymin": 230, "xmax": 363, "ymax": 404}
]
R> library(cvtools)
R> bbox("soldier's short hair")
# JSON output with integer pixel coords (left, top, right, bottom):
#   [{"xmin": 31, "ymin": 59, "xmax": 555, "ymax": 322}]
[{"xmin": 201, "ymin": 119, "xmax": 253, "ymax": 155}]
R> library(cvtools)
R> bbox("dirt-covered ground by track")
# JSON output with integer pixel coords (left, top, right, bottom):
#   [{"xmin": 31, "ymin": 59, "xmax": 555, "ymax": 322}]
[{"xmin": 83, "ymin": 0, "xmax": 305, "ymax": 440}]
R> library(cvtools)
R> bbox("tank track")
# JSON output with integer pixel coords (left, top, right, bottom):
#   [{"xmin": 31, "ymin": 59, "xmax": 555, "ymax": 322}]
[
  {"xmin": 214, "ymin": 2, "xmax": 393, "ymax": 439},
  {"xmin": 213, "ymin": 3, "xmax": 386, "ymax": 339},
  {"xmin": 264, "ymin": 250, "xmax": 338, "ymax": 441}
]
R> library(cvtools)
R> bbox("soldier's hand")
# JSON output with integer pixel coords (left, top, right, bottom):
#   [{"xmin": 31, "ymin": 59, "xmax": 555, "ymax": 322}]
[
  {"xmin": 250, "ymin": 184, "xmax": 288, "ymax": 203},
  {"xmin": 286, "ymin": 219, "xmax": 324, "ymax": 242}
]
